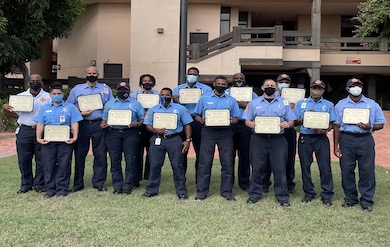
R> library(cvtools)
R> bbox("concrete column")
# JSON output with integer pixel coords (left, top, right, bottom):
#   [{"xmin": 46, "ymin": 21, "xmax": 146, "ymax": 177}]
[
  {"xmin": 307, "ymin": 66, "xmax": 320, "ymax": 82},
  {"xmin": 311, "ymin": 0, "xmax": 321, "ymax": 47},
  {"xmin": 365, "ymin": 75, "xmax": 377, "ymax": 100}
]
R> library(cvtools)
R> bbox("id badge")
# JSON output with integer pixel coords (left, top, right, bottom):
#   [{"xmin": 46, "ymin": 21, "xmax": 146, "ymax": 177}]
[
  {"xmin": 60, "ymin": 115, "xmax": 65, "ymax": 123},
  {"xmin": 155, "ymin": 137, "xmax": 161, "ymax": 146},
  {"xmin": 15, "ymin": 127, "xmax": 20, "ymax": 135}
]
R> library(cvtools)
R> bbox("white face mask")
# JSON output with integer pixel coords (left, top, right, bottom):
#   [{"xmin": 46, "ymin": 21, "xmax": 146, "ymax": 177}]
[
  {"xmin": 278, "ymin": 82, "xmax": 290, "ymax": 90},
  {"xmin": 348, "ymin": 86, "xmax": 362, "ymax": 96},
  {"xmin": 186, "ymin": 75, "xmax": 198, "ymax": 84}
]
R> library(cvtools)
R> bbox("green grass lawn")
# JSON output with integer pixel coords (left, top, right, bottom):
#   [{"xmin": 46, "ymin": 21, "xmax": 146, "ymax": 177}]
[{"xmin": 1, "ymin": 155, "xmax": 390, "ymax": 247}]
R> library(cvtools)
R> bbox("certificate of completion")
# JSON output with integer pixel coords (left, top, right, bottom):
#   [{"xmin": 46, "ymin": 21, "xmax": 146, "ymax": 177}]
[
  {"xmin": 136, "ymin": 94, "xmax": 160, "ymax": 109},
  {"xmin": 343, "ymin": 108, "xmax": 370, "ymax": 124},
  {"xmin": 179, "ymin": 88, "xmax": 202, "ymax": 104},
  {"xmin": 230, "ymin": 87, "xmax": 253, "ymax": 102},
  {"xmin": 281, "ymin": 88, "xmax": 305, "ymax": 103},
  {"xmin": 205, "ymin": 109, "xmax": 230, "ymax": 127},
  {"xmin": 9, "ymin": 95, "xmax": 34, "ymax": 112},
  {"xmin": 107, "ymin": 110, "xmax": 132, "ymax": 126},
  {"xmin": 77, "ymin": 94, "xmax": 103, "ymax": 111},
  {"xmin": 44, "ymin": 125, "xmax": 70, "ymax": 142},
  {"xmin": 303, "ymin": 111, "xmax": 330, "ymax": 129},
  {"xmin": 254, "ymin": 117, "xmax": 281, "ymax": 134},
  {"xmin": 153, "ymin": 113, "xmax": 178, "ymax": 130}
]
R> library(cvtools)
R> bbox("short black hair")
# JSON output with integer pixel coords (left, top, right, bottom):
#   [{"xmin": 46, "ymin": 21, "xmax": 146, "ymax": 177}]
[
  {"xmin": 139, "ymin": 74, "xmax": 156, "ymax": 87},
  {"xmin": 160, "ymin": 87, "xmax": 172, "ymax": 95},
  {"xmin": 49, "ymin": 81, "xmax": 63, "ymax": 92},
  {"xmin": 187, "ymin": 67, "xmax": 199, "ymax": 75},
  {"xmin": 214, "ymin": 75, "xmax": 228, "ymax": 82}
]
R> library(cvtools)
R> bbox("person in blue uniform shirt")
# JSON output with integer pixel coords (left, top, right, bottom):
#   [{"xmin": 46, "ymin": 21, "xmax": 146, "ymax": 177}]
[
  {"xmin": 142, "ymin": 88, "xmax": 193, "ymax": 200},
  {"xmin": 263, "ymin": 73, "xmax": 297, "ymax": 194},
  {"xmin": 130, "ymin": 74, "xmax": 160, "ymax": 183},
  {"xmin": 294, "ymin": 80, "xmax": 335, "ymax": 206},
  {"xmin": 2, "ymin": 74, "xmax": 51, "ymax": 194},
  {"xmin": 33, "ymin": 82, "xmax": 83, "ymax": 198},
  {"xmin": 193, "ymin": 76, "xmax": 240, "ymax": 201},
  {"xmin": 101, "ymin": 82, "xmax": 145, "ymax": 195},
  {"xmin": 66, "ymin": 66, "xmax": 114, "ymax": 192},
  {"xmin": 243, "ymin": 79, "xmax": 296, "ymax": 207},
  {"xmin": 172, "ymin": 67, "xmax": 213, "ymax": 178},
  {"xmin": 225, "ymin": 72, "xmax": 258, "ymax": 191},
  {"xmin": 334, "ymin": 78, "xmax": 385, "ymax": 212}
]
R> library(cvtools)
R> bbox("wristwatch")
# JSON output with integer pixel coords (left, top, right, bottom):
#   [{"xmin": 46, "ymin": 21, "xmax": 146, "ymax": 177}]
[{"xmin": 186, "ymin": 138, "xmax": 192, "ymax": 142}]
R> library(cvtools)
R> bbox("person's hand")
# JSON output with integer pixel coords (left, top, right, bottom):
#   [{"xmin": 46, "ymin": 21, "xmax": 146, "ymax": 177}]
[
  {"xmin": 230, "ymin": 118, "xmax": 238, "ymax": 125},
  {"xmin": 334, "ymin": 146, "xmax": 342, "ymax": 158},
  {"xmin": 357, "ymin": 122, "xmax": 371, "ymax": 130},
  {"xmin": 155, "ymin": 128, "xmax": 167, "ymax": 135},
  {"xmin": 280, "ymin": 121, "xmax": 290, "ymax": 129},
  {"xmin": 246, "ymin": 121, "xmax": 255, "ymax": 129},
  {"xmin": 196, "ymin": 118, "xmax": 205, "ymax": 125},
  {"xmin": 66, "ymin": 137, "xmax": 77, "ymax": 144},
  {"xmin": 314, "ymin": 129, "xmax": 328, "ymax": 135},
  {"xmin": 129, "ymin": 122, "xmax": 139, "ymax": 128},
  {"xmin": 37, "ymin": 138, "xmax": 49, "ymax": 145},
  {"xmin": 2, "ymin": 104, "xmax": 13, "ymax": 112},
  {"xmin": 81, "ymin": 110, "xmax": 93, "ymax": 116},
  {"xmin": 182, "ymin": 141, "xmax": 190, "ymax": 154},
  {"xmin": 100, "ymin": 121, "xmax": 109, "ymax": 129}
]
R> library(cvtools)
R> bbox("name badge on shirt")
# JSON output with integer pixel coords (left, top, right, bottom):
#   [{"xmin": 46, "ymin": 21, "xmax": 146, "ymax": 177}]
[
  {"xmin": 155, "ymin": 137, "xmax": 161, "ymax": 146},
  {"xmin": 301, "ymin": 103, "xmax": 307, "ymax": 109},
  {"xmin": 60, "ymin": 115, "xmax": 65, "ymax": 123}
]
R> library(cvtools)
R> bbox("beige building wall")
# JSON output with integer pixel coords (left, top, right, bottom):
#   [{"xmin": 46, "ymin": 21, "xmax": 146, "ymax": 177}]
[
  {"xmin": 57, "ymin": 3, "xmax": 131, "ymax": 80},
  {"xmin": 188, "ymin": 4, "xmax": 220, "ymax": 42},
  {"xmin": 297, "ymin": 14, "xmax": 341, "ymax": 37},
  {"xmin": 130, "ymin": 0, "xmax": 180, "ymax": 91},
  {"xmin": 30, "ymin": 43, "xmax": 56, "ymax": 80}
]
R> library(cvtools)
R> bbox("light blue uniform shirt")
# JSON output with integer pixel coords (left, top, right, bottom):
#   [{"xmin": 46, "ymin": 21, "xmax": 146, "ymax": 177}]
[
  {"xmin": 102, "ymin": 97, "xmax": 145, "ymax": 129},
  {"xmin": 225, "ymin": 88, "xmax": 258, "ymax": 120},
  {"xmin": 33, "ymin": 102, "xmax": 83, "ymax": 126},
  {"xmin": 172, "ymin": 82, "xmax": 213, "ymax": 116},
  {"xmin": 144, "ymin": 102, "xmax": 193, "ymax": 135},
  {"xmin": 194, "ymin": 92, "xmax": 241, "ymax": 119},
  {"xmin": 334, "ymin": 95, "xmax": 386, "ymax": 133},
  {"xmin": 242, "ymin": 96, "xmax": 297, "ymax": 134},
  {"xmin": 66, "ymin": 82, "xmax": 114, "ymax": 120},
  {"xmin": 16, "ymin": 89, "xmax": 52, "ymax": 126},
  {"xmin": 294, "ymin": 97, "xmax": 335, "ymax": 134},
  {"xmin": 130, "ymin": 89, "xmax": 160, "ymax": 101}
]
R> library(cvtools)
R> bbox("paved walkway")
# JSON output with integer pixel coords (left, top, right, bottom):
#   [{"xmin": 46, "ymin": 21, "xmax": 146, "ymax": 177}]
[{"xmin": 1, "ymin": 111, "xmax": 389, "ymax": 169}]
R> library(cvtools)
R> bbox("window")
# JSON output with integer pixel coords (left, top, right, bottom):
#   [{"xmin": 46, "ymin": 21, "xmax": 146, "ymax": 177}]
[
  {"xmin": 220, "ymin": 7, "xmax": 231, "ymax": 35},
  {"xmin": 103, "ymin": 64, "xmax": 122, "ymax": 78},
  {"xmin": 238, "ymin": 12, "xmax": 248, "ymax": 28}
]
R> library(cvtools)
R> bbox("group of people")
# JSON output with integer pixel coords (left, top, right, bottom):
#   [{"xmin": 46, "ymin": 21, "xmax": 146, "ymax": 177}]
[{"xmin": 2, "ymin": 66, "xmax": 385, "ymax": 212}]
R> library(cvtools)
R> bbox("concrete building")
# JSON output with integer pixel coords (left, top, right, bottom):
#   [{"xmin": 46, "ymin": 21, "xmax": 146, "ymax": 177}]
[{"xmin": 36, "ymin": 0, "xmax": 390, "ymax": 108}]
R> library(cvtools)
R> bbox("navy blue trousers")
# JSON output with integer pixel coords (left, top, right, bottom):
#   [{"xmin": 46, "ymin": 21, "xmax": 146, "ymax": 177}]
[
  {"xmin": 298, "ymin": 134, "xmax": 333, "ymax": 200},
  {"xmin": 16, "ymin": 125, "xmax": 44, "ymax": 190},
  {"xmin": 182, "ymin": 119, "xmax": 203, "ymax": 180},
  {"xmin": 232, "ymin": 121, "xmax": 252, "ymax": 190},
  {"xmin": 73, "ymin": 120, "xmax": 107, "ymax": 189},
  {"xmin": 196, "ymin": 127, "xmax": 234, "ymax": 197},
  {"xmin": 340, "ymin": 133, "xmax": 376, "ymax": 205},
  {"xmin": 137, "ymin": 124, "xmax": 153, "ymax": 181},
  {"xmin": 106, "ymin": 128, "xmax": 140, "ymax": 192}
]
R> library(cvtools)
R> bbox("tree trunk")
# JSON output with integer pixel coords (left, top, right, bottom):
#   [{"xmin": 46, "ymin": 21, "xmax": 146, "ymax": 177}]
[
  {"xmin": 0, "ymin": 73, "xmax": 4, "ymax": 89},
  {"xmin": 20, "ymin": 63, "xmax": 30, "ymax": 90}
]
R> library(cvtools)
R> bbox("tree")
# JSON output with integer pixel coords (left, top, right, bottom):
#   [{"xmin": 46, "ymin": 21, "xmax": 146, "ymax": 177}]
[
  {"xmin": 0, "ymin": 0, "xmax": 84, "ymax": 88},
  {"xmin": 354, "ymin": 0, "xmax": 390, "ymax": 49}
]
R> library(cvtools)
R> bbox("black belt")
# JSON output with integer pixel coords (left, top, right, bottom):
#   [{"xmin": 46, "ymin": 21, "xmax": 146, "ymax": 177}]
[
  {"xmin": 301, "ymin": 133, "xmax": 326, "ymax": 136},
  {"xmin": 257, "ymin": 134, "xmax": 281, "ymax": 138},
  {"xmin": 82, "ymin": 118, "xmax": 102, "ymax": 123},
  {"xmin": 20, "ymin": 124, "xmax": 36, "ymax": 129},
  {"xmin": 237, "ymin": 120, "xmax": 245, "ymax": 124},
  {"xmin": 109, "ymin": 127, "xmax": 133, "ymax": 132},
  {"xmin": 160, "ymin": 133, "xmax": 179, "ymax": 139},
  {"xmin": 341, "ymin": 132, "xmax": 371, "ymax": 137}
]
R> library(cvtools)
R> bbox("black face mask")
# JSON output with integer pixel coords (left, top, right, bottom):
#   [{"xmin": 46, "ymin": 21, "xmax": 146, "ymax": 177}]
[
  {"xmin": 29, "ymin": 81, "xmax": 42, "ymax": 91},
  {"xmin": 86, "ymin": 75, "xmax": 98, "ymax": 83},
  {"xmin": 161, "ymin": 97, "xmax": 171, "ymax": 105},
  {"xmin": 143, "ymin": 83, "xmax": 153, "ymax": 90},
  {"xmin": 117, "ymin": 91, "xmax": 129, "ymax": 100},
  {"xmin": 233, "ymin": 80, "xmax": 245, "ymax": 87},
  {"xmin": 264, "ymin": 87, "xmax": 276, "ymax": 96},
  {"xmin": 215, "ymin": 85, "xmax": 226, "ymax": 94}
]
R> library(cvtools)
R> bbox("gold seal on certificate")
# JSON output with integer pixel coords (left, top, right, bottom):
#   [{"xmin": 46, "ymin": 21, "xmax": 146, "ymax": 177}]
[
  {"xmin": 281, "ymin": 88, "xmax": 305, "ymax": 103},
  {"xmin": 9, "ymin": 95, "xmax": 34, "ymax": 112},
  {"xmin": 303, "ymin": 111, "xmax": 330, "ymax": 129},
  {"xmin": 230, "ymin": 87, "xmax": 253, "ymax": 102},
  {"xmin": 254, "ymin": 116, "xmax": 281, "ymax": 134},
  {"xmin": 179, "ymin": 88, "xmax": 202, "ymax": 104},
  {"xmin": 136, "ymin": 94, "xmax": 160, "ymax": 109},
  {"xmin": 342, "ymin": 108, "xmax": 370, "ymax": 124},
  {"xmin": 153, "ymin": 113, "xmax": 178, "ymax": 130},
  {"xmin": 107, "ymin": 110, "xmax": 132, "ymax": 126},
  {"xmin": 44, "ymin": 125, "xmax": 70, "ymax": 142},
  {"xmin": 77, "ymin": 94, "xmax": 103, "ymax": 111},
  {"xmin": 205, "ymin": 109, "xmax": 230, "ymax": 127}
]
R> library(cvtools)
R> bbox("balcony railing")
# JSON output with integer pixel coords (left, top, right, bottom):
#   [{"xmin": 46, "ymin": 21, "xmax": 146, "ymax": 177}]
[{"xmin": 187, "ymin": 26, "xmax": 390, "ymax": 60}]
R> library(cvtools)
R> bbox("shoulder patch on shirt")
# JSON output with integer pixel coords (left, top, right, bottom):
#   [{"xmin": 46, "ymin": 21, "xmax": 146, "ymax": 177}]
[{"xmin": 322, "ymin": 105, "xmax": 327, "ymax": 111}]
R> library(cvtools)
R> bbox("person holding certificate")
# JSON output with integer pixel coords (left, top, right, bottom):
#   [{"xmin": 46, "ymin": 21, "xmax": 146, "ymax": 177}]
[
  {"xmin": 66, "ymin": 66, "xmax": 114, "ymax": 192},
  {"xmin": 33, "ymin": 82, "xmax": 83, "ymax": 198},
  {"xmin": 225, "ymin": 73, "xmax": 258, "ymax": 191},
  {"xmin": 243, "ymin": 79, "xmax": 296, "ymax": 207},
  {"xmin": 2, "ymin": 74, "xmax": 51, "ymax": 194},
  {"xmin": 142, "ymin": 88, "xmax": 193, "ymax": 200},
  {"xmin": 193, "ymin": 76, "xmax": 240, "ymax": 201},
  {"xmin": 334, "ymin": 78, "xmax": 385, "ymax": 212},
  {"xmin": 172, "ymin": 67, "xmax": 213, "ymax": 179},
  {"xmin": 294, "ymin": 80, "xmax": 335, "ymax": 206},
  {"xmin": 101, "ymin": 82, "xmax": 145, "ymax": 195},
  {"xmin": 130, "ymin": 74, "xmax": 160, "ymax": 184}
]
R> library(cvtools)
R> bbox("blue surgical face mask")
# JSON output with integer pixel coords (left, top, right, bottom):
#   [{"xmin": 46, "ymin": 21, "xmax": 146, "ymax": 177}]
[
  {"xmin": 278, "ymin": 82, "xmax": 290, "ymax": 90},
  {"xmin": 186, "ymin": 75, "xmax": 198, "ymax": 84},
  {"xmin": 51, "ymin": 95, "xmax": 63, "ymax": 103}
]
